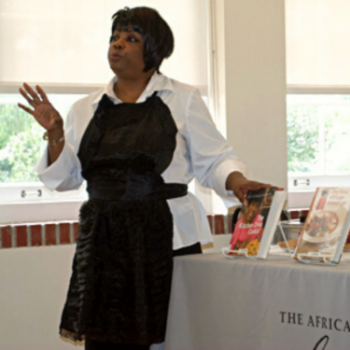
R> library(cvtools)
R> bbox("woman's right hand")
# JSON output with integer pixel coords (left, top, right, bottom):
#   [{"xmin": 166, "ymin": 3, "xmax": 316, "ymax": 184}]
[{"xmin": 18, "ymin": 83, "xmax": 63, "ymax": 132}]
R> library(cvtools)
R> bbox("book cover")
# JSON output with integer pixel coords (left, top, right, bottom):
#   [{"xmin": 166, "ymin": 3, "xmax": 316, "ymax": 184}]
[
  {"xmin": 293, "ymin": 187, "xmax": 350, "ymax": 264},
  {"xmin": 228, "ymin": 187, "xmax": 286, "ymax": 258}
]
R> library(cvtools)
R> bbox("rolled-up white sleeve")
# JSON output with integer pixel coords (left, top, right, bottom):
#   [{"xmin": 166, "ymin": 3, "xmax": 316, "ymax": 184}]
[
  {"xmin": 34, "ymin": 109, "xmax": 84, "ymax": 191},
  {"xmin": 185, "ymin": 88, "xmax": 250, "ymax": 198},
  {"xmin": 211, "ymin": 158, "xmax": 251, "ymax": 197}
]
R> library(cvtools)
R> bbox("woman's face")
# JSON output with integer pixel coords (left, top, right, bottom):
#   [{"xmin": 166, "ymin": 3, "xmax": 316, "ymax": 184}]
[{"xmin": 108, "ymin": 27, "xmax": 145, "ymax": 77}]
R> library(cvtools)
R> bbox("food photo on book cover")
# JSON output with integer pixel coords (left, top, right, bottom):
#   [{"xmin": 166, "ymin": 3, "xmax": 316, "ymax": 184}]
[{"xmin": 293, "ymin": 187, "xmax": 350, "ymax": 264}]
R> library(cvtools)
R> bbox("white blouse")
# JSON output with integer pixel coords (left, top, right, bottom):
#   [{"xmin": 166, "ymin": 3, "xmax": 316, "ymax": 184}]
[{"xmin": 35, "ymin": 73, "xmax": 249, "ymax": 249}]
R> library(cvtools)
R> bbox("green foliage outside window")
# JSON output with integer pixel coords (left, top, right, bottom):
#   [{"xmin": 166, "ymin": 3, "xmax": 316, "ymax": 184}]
[
  {"xmin": 0, "ymin": 104, "xmax": 42, "ymax": 183},
  {"xmin": 287, "ymin": 105, "xmax": 319, "ymax": 173},
  {"xmin": 0, "ymin": 93, "xmax": 84, "ymax": 184},
  {"xmin": 287, "ymin": 96, "xmax": 350, "ymax": 175},
  {"xmin": 324, "ymin": 109, "xmax": 350, "ymax": 173}
]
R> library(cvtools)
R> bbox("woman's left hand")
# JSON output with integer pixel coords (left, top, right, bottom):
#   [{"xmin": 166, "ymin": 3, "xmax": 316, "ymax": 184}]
[{"xmin": 226, "ymin": 171, "xmax": 282, "ymax": 206}]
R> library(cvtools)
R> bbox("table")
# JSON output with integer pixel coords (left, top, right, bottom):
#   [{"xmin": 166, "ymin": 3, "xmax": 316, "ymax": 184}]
[{"xmin": 165, "ymin": 252, "xmax": 350, "ymax": 350}]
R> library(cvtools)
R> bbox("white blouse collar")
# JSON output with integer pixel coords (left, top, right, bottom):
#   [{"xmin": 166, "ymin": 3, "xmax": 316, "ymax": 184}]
[{"xmin": 92, "ymin": 72, "xmax": 174, "ymax": 106}]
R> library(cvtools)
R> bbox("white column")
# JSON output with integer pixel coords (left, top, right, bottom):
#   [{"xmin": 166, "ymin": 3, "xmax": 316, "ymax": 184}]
[{"xmin": 221, "ymin": 0, "xmax": 288, "ymax": 189}]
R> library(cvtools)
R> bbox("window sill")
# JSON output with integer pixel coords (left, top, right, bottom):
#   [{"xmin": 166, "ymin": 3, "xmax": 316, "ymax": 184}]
[
  {"xmin": 0, "ymin": 200, "xmax": 83, "ymax": 224},
  {"xmin": 0, "ymin": 192, "xmax": 314, "ymax": 224}
]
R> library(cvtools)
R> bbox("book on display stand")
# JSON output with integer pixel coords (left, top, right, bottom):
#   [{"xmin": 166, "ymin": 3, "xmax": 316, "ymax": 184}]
[
  {"xmin": 222, "ymin": 187, "xmax": 287, "ymax": 260},
  {"xmin": 293, "ymin": 187, "xmax": 350, "ymax": 265}
]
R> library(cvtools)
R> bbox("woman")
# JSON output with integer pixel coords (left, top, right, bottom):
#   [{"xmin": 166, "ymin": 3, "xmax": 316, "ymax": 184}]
[{"xmin": 18, "ymin": 7, "xmax": 270, "ymax": 350}]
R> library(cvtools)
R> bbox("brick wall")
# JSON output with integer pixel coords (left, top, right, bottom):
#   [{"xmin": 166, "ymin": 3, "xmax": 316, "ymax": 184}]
[
  {"xmin": 0, "ymin": 222, "xmax": 79, "ymax": 249},
  {"xmin": 0, "ymin": 209, "xmax": 309, "ymax": 249}
]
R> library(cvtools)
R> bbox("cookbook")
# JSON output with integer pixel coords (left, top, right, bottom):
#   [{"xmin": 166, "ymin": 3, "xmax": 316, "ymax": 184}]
[
  {"xmin": 293, "ymin": 187, "xmax": 350, "ymax": 264},
  {"xmin": 224, "ymin": 187, "xmax": 286, "ymax": 259}
]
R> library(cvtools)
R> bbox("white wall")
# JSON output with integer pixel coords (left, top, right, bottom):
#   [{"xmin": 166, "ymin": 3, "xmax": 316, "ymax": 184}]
[
  {"xmin": 221, "ymin": 0, "xmax": 288, "ymax": 189},
  {"xmin": 0, "ymin": 246, "xmax": 75, "ymax": 350}
]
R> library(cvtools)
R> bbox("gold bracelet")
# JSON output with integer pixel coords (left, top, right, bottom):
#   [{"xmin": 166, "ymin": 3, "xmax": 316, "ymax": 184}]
[{"xmin": 43, "ymin": 131, "xmax": 65, "ymax": 146}]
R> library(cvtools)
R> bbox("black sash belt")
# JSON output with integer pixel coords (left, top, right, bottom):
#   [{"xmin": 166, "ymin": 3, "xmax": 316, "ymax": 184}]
[{"xmin": 87, "ymin": 172, "xmax": 187, "ymax": 201}]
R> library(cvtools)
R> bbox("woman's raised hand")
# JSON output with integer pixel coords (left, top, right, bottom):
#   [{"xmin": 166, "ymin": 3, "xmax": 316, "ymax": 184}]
[{"xmin": 18, "ymin": 83, "xmax": 63, "ymax": 131}]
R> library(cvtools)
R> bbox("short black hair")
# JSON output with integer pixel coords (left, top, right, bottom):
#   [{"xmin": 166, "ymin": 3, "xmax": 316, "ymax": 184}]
[{"xmin": 111, "ymin": 7, "xmax": 174, "ymax": 73}]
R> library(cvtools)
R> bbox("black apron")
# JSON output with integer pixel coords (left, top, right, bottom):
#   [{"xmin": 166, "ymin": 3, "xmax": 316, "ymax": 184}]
[{"xmin": 59, "ymin": 92, "xmax": 187, "ymax": 345}]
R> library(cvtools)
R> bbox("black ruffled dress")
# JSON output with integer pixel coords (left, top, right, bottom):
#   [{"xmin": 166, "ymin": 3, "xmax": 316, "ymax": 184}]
[{"xmin": 59, "ymin": 92, "xmax": 187, "ymax": 345}]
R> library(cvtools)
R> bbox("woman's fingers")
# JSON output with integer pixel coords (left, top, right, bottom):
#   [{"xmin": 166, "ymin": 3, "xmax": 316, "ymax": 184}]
[
  {"xmin": 236, "ymin": 181, "xmax": 274, "ymax": 206},
  {"xmin": 22, "ymin": 83, "xmax": 41, "ymax": 103},
  {"xmin": 248, "ymin": 182, "xmax": 272, "ymax": 191},
  {"xmin": 36, "ymin": 85, "xmax": 50, "ymax": 103},
  {"xmin": 19, "ymin": 83, "xmax": 51, "ymax": 116},
  {"xmin": 19, "ymin": 83, "xmax": 43, "ymax": 109},
  {"xmin": 17, "ymin": 103, "xmax": 34, "ymax": 115},
  {"xmin": 19, "ymin": 87, "xmax": 32, "ymax": 103},
  {"xmin": 18, "ymin": 83, "xmax": 61, "ymax": 131},
  {"xmin": 234, "ymin": 187, "xmax": 248, "ymax": 206},
  {"xmin": 19, "ymin": 83, "xmax": 51, "ymax": 107},
  {"xmin": 19, "ymin": 87, "xmax": 39, "ymax": 108}
]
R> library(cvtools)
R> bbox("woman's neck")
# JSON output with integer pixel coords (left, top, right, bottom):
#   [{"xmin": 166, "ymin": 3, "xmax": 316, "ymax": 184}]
[{"xmin": 114, "ymin": 71, "xmax": 155, "ymax": 103}]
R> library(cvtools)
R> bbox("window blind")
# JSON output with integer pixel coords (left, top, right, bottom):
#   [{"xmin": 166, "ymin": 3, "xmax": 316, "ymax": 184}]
[
  {"xmin": 286, "ymin": 0, "xmax": 350, "ymax": 86},
  {"xmin": 0, "ymin": 0, "xmax": 208, "ymax": 93}
]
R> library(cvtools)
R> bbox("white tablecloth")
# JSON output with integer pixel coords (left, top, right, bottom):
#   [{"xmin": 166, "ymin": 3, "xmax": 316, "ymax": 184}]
[{"xmin": 165, "ymin": 251, "xmax": 350, "ymax": 350}]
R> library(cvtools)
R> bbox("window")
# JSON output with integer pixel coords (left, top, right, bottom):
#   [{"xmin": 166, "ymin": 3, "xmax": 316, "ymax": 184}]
[
  {"xmin": 0, "ymin": 0, "xmax": 213, "ymax": 223},
  {"xmin": 287, "ymin": 94, "xmax": 350, "ymax": 185},
  {"xmin": 285, "ymin": 0, "xmax": 350, "ymax": 207},
  {"xmin": 0, "ymin": 93, "xmax": 85, "ymax": 185}
]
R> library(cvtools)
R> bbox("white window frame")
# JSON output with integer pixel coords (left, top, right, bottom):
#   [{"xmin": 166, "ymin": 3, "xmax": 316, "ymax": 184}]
[
  {"xmin": 192, "ymin": 0, "xmax": 235, "ymax": 215},
  {"xmin": 287, "ymin": 85, "xmax": 350, "ymax": 209}
]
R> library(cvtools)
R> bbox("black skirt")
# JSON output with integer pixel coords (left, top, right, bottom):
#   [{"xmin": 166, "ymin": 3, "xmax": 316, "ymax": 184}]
[{"xmin": 60, "ymin": 198, "xmax": 173, "ymax": 345}]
